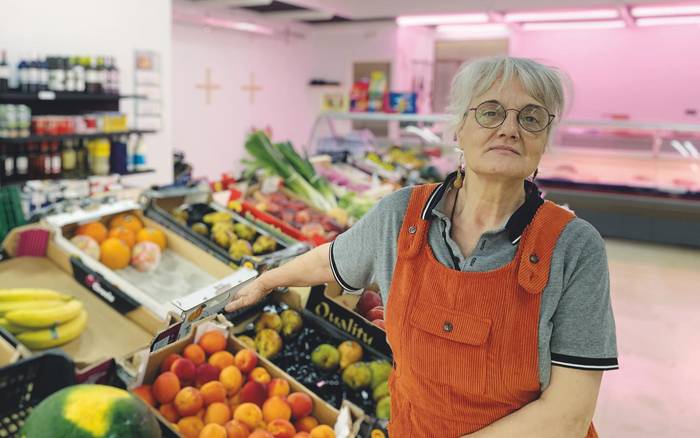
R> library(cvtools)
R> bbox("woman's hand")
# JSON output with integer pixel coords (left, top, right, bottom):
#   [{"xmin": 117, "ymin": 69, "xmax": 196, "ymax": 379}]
[{"xmin": 224, "ymin": 277, "xmax": 271, "ymax": 312}]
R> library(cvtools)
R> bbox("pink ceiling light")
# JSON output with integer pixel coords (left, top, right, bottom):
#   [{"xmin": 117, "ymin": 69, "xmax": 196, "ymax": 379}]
[
  {"xmin": 521, "ymin": 20, "xmax": 626, "ymax": 31},
  {"xmin": 436, "ymin": 24, "xmax": 510, "ymax": 39},
  {"xmin": 504, "ymin": 9, "xmax": 619, "ymax": 22},
  {"xmin": 203, "ymin": 17, "xmax": 274, "ymax": 35},
  {"xmin": 630, "ymin": 4, "xmax": 700, "ymax": 17},
  {"xmin": 396, "ymin": 13, "xmax": 489, "ymax": 26},
  {"xmin": 636, "ymin": 15, "xmax": 700, "ymax": 26}
]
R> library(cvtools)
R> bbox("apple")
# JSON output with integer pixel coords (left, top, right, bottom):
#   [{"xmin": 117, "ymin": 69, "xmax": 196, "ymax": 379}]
[
  {"xmin": 365, "ymin": 306, "xmax": 384, "ymax": 322},
  {"xmin": 356, "ymin": 290, "xmax": 382, "ymax": 318}
]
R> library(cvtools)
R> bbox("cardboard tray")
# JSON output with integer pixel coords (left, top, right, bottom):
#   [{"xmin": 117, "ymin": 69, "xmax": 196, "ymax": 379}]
[
  {"xmin": 142, "ymin": 187, "xmax": 309, "ymax": 269},
  {"xmin": 0, "ymin": 228, "xmax": 155, "ymax": 373},
  {"xmin": 43, "ymin": 200, "xmax": 240, "ymax": 320}
]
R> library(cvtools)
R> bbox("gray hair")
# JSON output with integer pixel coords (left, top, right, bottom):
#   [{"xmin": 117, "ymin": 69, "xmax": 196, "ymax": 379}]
[{"xmin": 445, "ymin": 56, "xmax": 568, "ymax": 140}]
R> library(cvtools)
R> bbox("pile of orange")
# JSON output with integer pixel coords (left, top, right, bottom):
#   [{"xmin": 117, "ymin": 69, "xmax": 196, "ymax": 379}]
[
  {"xmin": 73, "ymin": 212, "xmax": 167, "ymax": 271},
  {"xmin": 131, "ymin": 330, "xmax": 334, "ymax": 438}
]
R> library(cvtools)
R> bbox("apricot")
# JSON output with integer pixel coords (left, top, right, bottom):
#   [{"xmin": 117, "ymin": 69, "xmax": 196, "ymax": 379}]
[
  {"xmin": 131, "ymin": 384, "xmax": 156, "ymax": 407},
  {"xmin": 160, "ymin": 353, "xmax": 183, "ymax": 373},
  {"xmin": 267, "ymin": 418, "xmax": 297, "ymax": 438},
  {"xmin": 287, "ymin": 392, "xmax": 313, "ymax": 419},
  {"xmin": 196, "ymin": 363, "xmax": 221, "ymax": 386},
  {"xmin": 171, "ymin": 358, "xmax": 196, "ymax": 383},
  {"xmin": 177, "ymin": 416, "xmax": 204, "ymax": 438},
  {"xmin": 159, "ymin": 403, "xmax": 180, "ymax": 423},
  {"xmin": 309, "ymin": 425, "xmax": 335, "ymax": 438},
  {"xmin": 234, "ymin": 348, "xmax": 258, "ymax": 373},
  {"xmin": 263, "ymin": 396, "xmax": 292, "ymax": 423},
  {"xmin": 219, "ymin": 365, "xmax": 243, "ymax": 394},
  {"xmin": 204, "ymin": 402, "xmax": 231, "ymax": 425},
  {"xmin": 295, "ymin": 416, "xmax": 318, "ymax": 433},
  {"xmin": 250, "ymin": 429, "xmax": 274, "ymax": 438},
  {"xmin": 153, "ymin": 371, "xmax": 181, "ymax": 404},
  {"xmin": 174, "ymin": 387, "xmax": 204, "ymax": 417},
  {"xmin": 268, "ymin": 378, "xmax": 291, "ymax": 398},
  {"xmin": 183, "ymin": 343, "xmax": 206, "ymax": 365},
  {"xmin": 294, "ymin": 433, "xmax": 311, "ymax": 438},
  {"xmin": 224, "ymin": 419, "xmax": 250, "ymax": 438},
  {"xmin": 199, "ymin": 330, "xmax": 227, "ymax": 354},
  {"xmin": 208, "ymin": 350, "xmax": 235, "ymax": 370},
  {"xmin": 201, "ymin": 381, "xmax": 227, "ymax": 406},
  {"xmin": 240, "ymin": 381, "xmax": 267, "ymax": 407},
  {"xmin": 250, "ymin": 366, "xmax": 272, "ymax": 385},
  {"xmin": 199, "ymin": 423, "xmax": 227, "ymax": 438},
  {"xmin": 233, "ymin": 402, "xmax": 264, "ymax": 429}
]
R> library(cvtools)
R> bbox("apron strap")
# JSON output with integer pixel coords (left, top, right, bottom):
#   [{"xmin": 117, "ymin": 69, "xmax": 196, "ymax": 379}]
[
  {"xmin": 398, "ymin": 184, "xmax": 440, "ymax": 260},
  {"xmin": 517, "ymin": 201, "xmax": 576, "ymax": 295}
]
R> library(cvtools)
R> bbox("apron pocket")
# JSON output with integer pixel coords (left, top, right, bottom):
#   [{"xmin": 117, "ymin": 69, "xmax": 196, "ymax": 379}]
[{"xmin": 407, "ymin": 304, "xmax": 492, "ymax": 396}]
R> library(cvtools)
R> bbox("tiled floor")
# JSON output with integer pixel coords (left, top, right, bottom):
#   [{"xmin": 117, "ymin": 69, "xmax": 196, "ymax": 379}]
[{"xmin": 594, "ymin": 238, "xmax": 700, "ymax": 437}]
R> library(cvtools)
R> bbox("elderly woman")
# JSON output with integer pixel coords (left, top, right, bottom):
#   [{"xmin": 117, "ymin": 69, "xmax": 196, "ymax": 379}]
[{"xmin": 227, "ymin": 56, "xmax": 618, "ymax": 437}]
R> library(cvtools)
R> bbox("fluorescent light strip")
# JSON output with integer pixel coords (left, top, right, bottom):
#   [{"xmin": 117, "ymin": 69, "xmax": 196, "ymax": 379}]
[
  {"xmin": 521, "ymin": 20, "xmax": 626, "ymax": 31},
  {"xmin": 436, "ymin": 24, "xmax": 510, "ymax": 39},
  {"xmin": 396, "ymin": 13, "xmax": 489, "ymax": 26},
  {"xmin": 683, "ymin": 141, "xmax": 699, "ymax": 158},
  {"xmin": 203, "ymin": 17, "xmax": 273, "ymax": 35},
  {"xmin": 630, "ymin": 4, "xmax": 700, "ymax": 18},
  {"xmin": 636, "ymin": 15, "xmax": 700, "ymax": 26},
  {"xmin": 505, "ymin": 9, "xmax": 619, "ymax": 22},
  {"xmin": 671, "ymin": 140, "xmax": 690, "ymax": 157}
]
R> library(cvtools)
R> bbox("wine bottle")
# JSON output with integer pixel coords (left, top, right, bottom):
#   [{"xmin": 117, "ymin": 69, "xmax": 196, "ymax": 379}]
[
  {"xmin": 17, "ymin": 57, "xmax": 29, "ymax": 93},
  {"xmin": 86, "ymin": 57, "xmax": 98, "ymax": 94},
  {"xmin": 109, "ymin": 56, "xmax": 120, "ymax": 95},
  {"xmin": 28, "ymin": 54, "xmax": 39, "ymax": 93},
  {"xmin": 0, "ymin": 50, "xmax": 10, "ymax": 92},
  {"xmin": 39, "ymin": 55, "xmax": 49, "ymax": 91},
  {"xmin": 96, "ymin": 56, "xmax": 106, "ymax": 94}
]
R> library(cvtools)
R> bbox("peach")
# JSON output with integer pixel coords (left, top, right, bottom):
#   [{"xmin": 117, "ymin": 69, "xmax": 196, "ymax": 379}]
[
  {"xmin": 153, "ymin": 371, "xmax": 181, "ymax": 404},
  {"xmin": 201, "ymin": 381, "xmax": 227, "ymax": 406},
  {"xmin": 196, "ymin": 363, "xmax": 221, "ymax": 386},
  {"xmin": 208, "ymin": 350, "xmax": 235, "ymax": 371},
  {"xmin": 177, "ymin": 416, "xmax": 204, "ymax": 438},
  {"xmin": 199, "ymin": 330, "xmax": 227, "ymax": 355},
  {"xmin": 204, "ymin": 402, "xmax": 231, "ymax": 425},
  {"xmin": 183, "ymin": 343, "xmax": 206, "ymax": 365},
  {"xmin": 233, "ymin": 402, "xmax": 264, "ymax": 429},
  {"xmin": 250, "ymin": 429, "xmax": 274, "ymax": 438},
  {"xmin": 295, "ymin": 416, "xmax": 318, "ymax": 433},
  {"xmin": 228, "ymin": 392, "xmax": 243, "ymax": 412},
  {"xmin": 240, "ymin": 381, "xmax": 267, "ymax": 407},
  {"xmin": 234, "ymin": 348, "xmax": 258, "ymax": 373},
  {"xmin": 174, "ymin": 387, "xmax": 204, "ymax": 417},
  {"xmin": 171, "ymin": 358, "xmax": 196, "ymax": 383},
  {"xmin": 219, "ymin": 365, "xmax": 244, "ymax": 394},
  {"xmin": 267, "ymin": 419, "xmax": 297, "ymax": 438},
  {"xmin": 294, "ymin": 433, "xmax": 311, "ymax": 438},
  {"xmin": 131, "ymin": 384, "xmax": 156, "ymax": 407},
  {"xmin": 287, "ymin": 392, "xmax": 313, "ymax": 420},
  {"xmin": 199, "ymin": 423, "xmax": 227, "ymax": 438},
  {"xmin": 309, "ymin": 425, "xmax": 335, "ymax": 438},
  {"xmin": 159, "ymin": 403, "xmax": 180, "ymax": 423},
  {"xmin": 224, "ymin": 419, "xmax": 250, "ymax": 438},
  {"xmin": 250, "ymin": 367, "xmax": 272, "ymax": 385},
  {"xmin": 268, "ymin": 378, "xmax": 291, "ymax": 398},
  {"xmin": 160, "ymin": 353, "xmax": 183, "ymax": 373},
  {"xmin": 263, "ymin": 396, "xmax": 292, "ymax": 423}
]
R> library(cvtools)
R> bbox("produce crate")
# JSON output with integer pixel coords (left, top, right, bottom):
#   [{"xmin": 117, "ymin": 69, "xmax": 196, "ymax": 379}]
[
  {"xmin": 0, "ymin": 227, "xmax": 158, "ymax": 376},
  {"xmin": 44, "ymin": 200, "xmax": 242, "ymax": 320},
  {"xmin": 0, "ymin": 328, "xmax": 26, "ymax": 368},
  {"xmin": 142, "ymin": 186, "xmax": 309, "ymax": 270},
  {"xmin": 0, "ymin": 186, "xmax": 25, "ymax": 244}
]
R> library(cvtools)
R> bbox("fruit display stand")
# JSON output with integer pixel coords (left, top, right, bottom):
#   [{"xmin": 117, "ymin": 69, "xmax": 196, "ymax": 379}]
[
  {"xmin": 0, "ymin": 327, "xmax": 26, "ymax": 367},
  {"xmin": 0, "ymin": 227, "xmax": 156, "ymax": 378},
  {"xmin": 317, "ymin": 283, "xmax": 386, "ymax": 333},
  {"xmin": 141, "ymin": 186, "xmax": 309, "ymax": 269},
  {"xmin": 43, "ymin": 200, "xmax": 242, "ymax": 320}
]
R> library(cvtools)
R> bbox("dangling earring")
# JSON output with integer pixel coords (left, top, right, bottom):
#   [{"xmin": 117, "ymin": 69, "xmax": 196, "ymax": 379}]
[{"xmin": 453, "ymin": 152, "xmax": 465, "ymax": 189}]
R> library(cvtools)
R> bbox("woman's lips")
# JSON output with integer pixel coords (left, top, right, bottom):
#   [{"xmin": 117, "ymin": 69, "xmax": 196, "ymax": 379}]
[{"xmin": 488, "ymin": 146, "xmax": 520, "ymax": 155}]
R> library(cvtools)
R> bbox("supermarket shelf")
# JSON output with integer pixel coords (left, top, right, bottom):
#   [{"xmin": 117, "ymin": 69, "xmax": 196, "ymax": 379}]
[
  {"xmin": 120, "ymin": 169, "xmax": 155, "ymax": 177},
  {"xmin": 319, "ymin": 111, "xmax": 450, "ymax": 123},
  {"xmin": 0, "ymin": 91, "xmax": 147, "ymax": 102},
  {"xmin": 0, "ymin": 130, "xmax": 157, "ymax": 144}
]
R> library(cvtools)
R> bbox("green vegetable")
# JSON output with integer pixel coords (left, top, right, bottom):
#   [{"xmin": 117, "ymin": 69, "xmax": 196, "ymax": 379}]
[
  {"xmin": 275, "ymin": 142, "xmax": 337, "ymax": 208},
  {"xmin": 245, "ymin": 131, "xmax": 334, "ymax": 211}
]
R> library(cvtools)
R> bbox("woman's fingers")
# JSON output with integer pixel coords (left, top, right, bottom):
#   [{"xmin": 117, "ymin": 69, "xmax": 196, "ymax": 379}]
[{"xmin": 225, "ymin": 282, "xmax": 264, "ymax": 312}]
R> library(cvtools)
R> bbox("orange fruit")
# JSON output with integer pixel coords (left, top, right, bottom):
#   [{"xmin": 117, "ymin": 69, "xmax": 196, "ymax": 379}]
[
  {"xmin": 204, "ymin": 402, "xmax": 231, "ymax": 425},
  {"xmin": 201, "ymin": 381, "xmax": 227, "ymax": 406},
  {"xmin": 198, "ymin": 331, "xmax": 227, "ymax": 355},
  {"xmin": 174, "ymin": 387, "xmax": 204, "ymax": 417},
  {"xmin": 177, "ymin": 416, "xmax": 204, "ymax": 438},
  {"xmin": 183, "ymin": 344, "xmax": 206, "ymax": 365},
  {"xmin": 75, "ymin": 221, "xmax": 108, "ymax": 243},
  {"xmin": 109, "ymin": 213, "xmax": 144, "ymax": 234},
  {"xmin": 262, "ymin": 396, "xmax": 292, "ymax": 423},
  {"xmin": 208, "ymin": 351, "xmax": 235, "ymax": 371},
  {"xmin": 99, "ymin": 238, "xmax": 131, "ymax": 270},
  {"xmin": 108, "ymin": 226, "xmax": 136, "ymax": 248},
  {"xmin": 159, "ymin": 403, "xmax": 180, "ymax": 423},
  {"xmin": 199, "ymin": 423, "xmax": 227, "ymax": 438},
  {"xmin": 137, "ymin": 227, "xmax": 167, "ymax": 250},
  {"xmin": 219, "ymin": 365, "xmax": 243, "ymax": 394}
]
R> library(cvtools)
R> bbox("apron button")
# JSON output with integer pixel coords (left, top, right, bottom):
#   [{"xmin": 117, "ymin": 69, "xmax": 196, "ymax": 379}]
[
  {"xmin": 529, "ymin": 254, "xmax": 539, "ymax": 264},
  {"xmin": 443, "ymin": 321, "xmax": 453, "ymax": 332},
  {"xmin": 408, "ymin": 225, "xmax": 417, "ymax": 234}
]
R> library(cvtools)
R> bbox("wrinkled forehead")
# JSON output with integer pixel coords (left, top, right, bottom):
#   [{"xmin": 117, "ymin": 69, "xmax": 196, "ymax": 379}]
[{"xmin": 471, "ymin": 75, "xmax": 545, "ymax": 109}]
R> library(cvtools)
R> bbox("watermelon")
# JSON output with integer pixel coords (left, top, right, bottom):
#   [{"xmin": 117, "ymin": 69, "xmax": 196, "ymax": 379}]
[{"xmin": 21, "ymin": 384, "xmax": 161, "ymax": 438}]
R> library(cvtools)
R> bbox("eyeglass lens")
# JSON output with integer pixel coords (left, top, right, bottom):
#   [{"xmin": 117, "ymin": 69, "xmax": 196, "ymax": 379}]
[{"xmin": 475, "ymin": 101, "xmax": 551, "ymax": 132}]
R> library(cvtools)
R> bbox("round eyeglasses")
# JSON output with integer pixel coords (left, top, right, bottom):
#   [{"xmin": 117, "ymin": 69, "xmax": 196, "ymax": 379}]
[{"xmin": 466, "ymin": 100, "xmax": 555, "ymax": 133}]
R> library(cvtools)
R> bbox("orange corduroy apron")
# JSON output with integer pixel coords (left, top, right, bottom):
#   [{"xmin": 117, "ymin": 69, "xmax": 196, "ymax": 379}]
[{"xmin": 385, "ymin": 184, "xmax": 598, "ymax": 437}]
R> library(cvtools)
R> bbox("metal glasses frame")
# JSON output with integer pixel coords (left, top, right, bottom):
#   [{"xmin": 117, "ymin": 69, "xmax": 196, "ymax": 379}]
[{"xmin": 465, "ymin": 100, "xmax": 555, "ymax": 133}]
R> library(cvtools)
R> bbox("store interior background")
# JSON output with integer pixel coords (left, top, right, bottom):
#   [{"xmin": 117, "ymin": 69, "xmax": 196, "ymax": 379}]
[{"xmin": 2, "ymin": 0, "xmax": 699, "ymax": 436}]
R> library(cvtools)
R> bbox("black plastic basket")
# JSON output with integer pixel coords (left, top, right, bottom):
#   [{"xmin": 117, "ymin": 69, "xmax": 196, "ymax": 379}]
[{"xmin": 0, "ymin": 328, "xmax": 75, "ymax": 437}]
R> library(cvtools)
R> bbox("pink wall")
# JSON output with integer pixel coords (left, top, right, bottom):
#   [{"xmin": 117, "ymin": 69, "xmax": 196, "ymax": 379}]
[{"xmin": 509, "ymin": 24, "xmax": 700, "ymax": 124}]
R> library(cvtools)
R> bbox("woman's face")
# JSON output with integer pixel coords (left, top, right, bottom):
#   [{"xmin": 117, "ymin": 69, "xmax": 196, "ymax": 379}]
[{"xmin": 457, "ymin": 77, "xmax": 549, "ymax": 180}]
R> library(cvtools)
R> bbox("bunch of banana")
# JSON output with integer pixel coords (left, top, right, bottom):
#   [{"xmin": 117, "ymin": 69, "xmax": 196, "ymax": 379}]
[{"xmin": 0, "ymin": 288, "xmax": 88, "ymax": 349}]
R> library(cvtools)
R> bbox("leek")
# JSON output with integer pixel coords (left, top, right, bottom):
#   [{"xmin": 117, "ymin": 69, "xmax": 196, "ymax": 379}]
[{"xmin": 275, "ymin": 142, "xmax": 337, "ymax": 208}]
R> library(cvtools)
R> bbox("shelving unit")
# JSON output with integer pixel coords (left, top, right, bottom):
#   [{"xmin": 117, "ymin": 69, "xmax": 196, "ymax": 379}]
[{"xmin": 0, "ymin": 130, "xmax": 157, "ymax": 144}]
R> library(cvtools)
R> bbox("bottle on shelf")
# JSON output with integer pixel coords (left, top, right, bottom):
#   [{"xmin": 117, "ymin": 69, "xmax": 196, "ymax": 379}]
[
  {"xmin": 61, "ymin": 138, "xmax": 77, "ymax": 177},
  {"xmin": 15, "ymin": 144, "xmax": 28, "ymax": 179},
  {"xmin": 86, "ymin": 57, "xmax": 99, "ymax": 94},
  {"xmin": 0, "ymin": 144, "xmax": 15, "ymax": 184},
  {"xmin": 0, "ymin": 50, "xmax": 10, "ymax": 92},
  {"xmin": 28, "ymin": 54, "xmax": 40, "ymax": 94},
  {"xmin": 73, "ymin": 56, "xmax": 86, "ymax": 93},
  {"xmin": 109, "ymin": 56, "xmax": 120, "ymax": 95},
  {"xmin": 90, "ymin": 138, "xmax": 110, "ymax": 175},
  {"xmin": 65, "ymin": 57, "xmax": 75, "ymax": 93},
  {"xmin": 133, "ymin": 135, "xmax": 147, "ymax": 171},
  {"xmin": 39, "ymin": 54, "xmax": 49, "ymax": 91},
  {"xmin": 17, "ymin": 56, "xmax": 29, "ymax": 93},
  {"xmin": 96, "ymin": 56, "xmax": 106, "ymax": 94},
  {"xmin": 49, "ymin": 141, "xmax": 61, "ymax": 176}
]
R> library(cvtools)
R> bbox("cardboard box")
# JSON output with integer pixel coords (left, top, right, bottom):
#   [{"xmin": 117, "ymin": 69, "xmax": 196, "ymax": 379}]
[
  {"xmin": 44, "ymin": 200, "xmax": 241, "ymax": 320},
  {"xmin": 0, "ymin": 227, "xmax": 156, "ymax": 374},
  {"xmin": 0, "ymin": 329, "xmax": 22, "ymax": 367}
]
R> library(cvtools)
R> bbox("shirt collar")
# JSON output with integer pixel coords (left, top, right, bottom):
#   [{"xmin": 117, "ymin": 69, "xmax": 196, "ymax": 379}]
[{"xmin": 421, "ymin": 171, "xmax": 544, "ymax": 244}]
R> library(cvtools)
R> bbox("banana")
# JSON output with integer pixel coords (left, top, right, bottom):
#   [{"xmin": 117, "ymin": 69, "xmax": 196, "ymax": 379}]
[
  {"xmin": 6, "ymin": 300, "xmax": 84, "ymax": 329},
  {"xmin": 0, "ymin": 317, "xmax": 28, "ymax": 335},
  {"xmin": 17, "ymin": 309, "xmax": 88, "ymax": 349},
  {"xmin": 0, "ymin": 300, "xmax": 67, "ymax": 316},
  {"xmin": 0, "ymin": 288, "xmax": 71, "ymax": 302}
]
